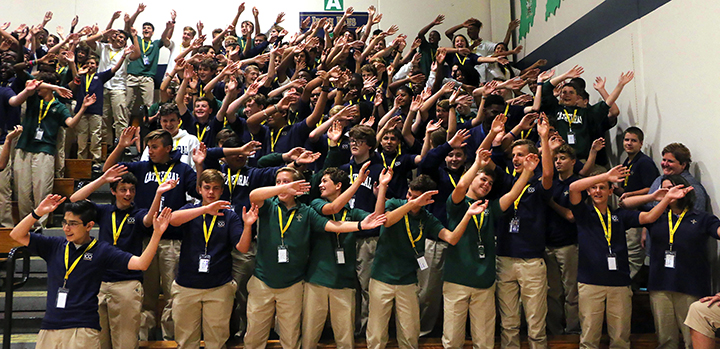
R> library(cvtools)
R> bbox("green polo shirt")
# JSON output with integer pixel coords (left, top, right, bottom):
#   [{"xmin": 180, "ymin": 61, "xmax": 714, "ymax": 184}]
[
  {"xmin": 371, "ymin": 198, "xmax": 444, "ymax": 285},
  {"xmin": 307, "ymin": 199, "xmax": 369, "ymax": 289},
  {"xmin": 254, "ymin": 197, "xmax": 329, "ymax": 289},
  {"xmin": 444, "ymin": 196, "xmax": 502, "ymax": 289},
  {"xmin": 127, "ymin": 37, "xmax": 162, "ymax": 77},
  {"xmin": 16, "ymin": 94, "xmax": 71, "ymax": 155}
]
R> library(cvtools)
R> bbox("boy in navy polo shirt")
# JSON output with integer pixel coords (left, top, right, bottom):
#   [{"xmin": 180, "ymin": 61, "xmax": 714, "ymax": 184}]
[
  {"xmin": 9, "ymin": 195, "xmax": 171, "ymax": 348},
  {"xmin": 176, "ymin": 64, "xmax": 223, "ymax": 146},
  {"xmin": 68, "ymin": 49, "xmax": 130, "ymax": 165},
  {"xmin": 614, "ymin": 126, "xmax": 659, "ymax": 279},
  {"xmin": 568, "ymin": 166, "xmax": 688, "ymax": 349},
  {"xmin": 167, "ymin": 169, "xmax": 242, "ymax": 349}
]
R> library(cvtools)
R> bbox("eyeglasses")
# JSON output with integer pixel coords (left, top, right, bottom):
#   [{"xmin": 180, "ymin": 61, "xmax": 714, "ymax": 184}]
[
  {"xmin": 349, "ymin": 139, "xmax": 366, "ymax": 146},
  {"xmin": 61, "ymin": 220, "xmax": 83, "ymax": 228}
]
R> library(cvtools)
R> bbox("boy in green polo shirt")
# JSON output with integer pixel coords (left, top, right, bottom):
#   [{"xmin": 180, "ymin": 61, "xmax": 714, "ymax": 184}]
[
  {"xmin": 367, "ymin": 173, "xmax": 487, "ymax": 349},
  {"xmin": 243, "ymin": 167, "xmax": 385, "ymax": 349},
  {"xmin": 14, "ymin": 72, "xmax": 94, "ymax": 228}
]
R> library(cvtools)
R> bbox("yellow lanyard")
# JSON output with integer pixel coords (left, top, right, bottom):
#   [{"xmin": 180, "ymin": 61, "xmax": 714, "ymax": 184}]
[
  {"xmin": 228, "ymin": 168, "xmax": 241, "ymax": 195},
  {"xmin": 624, "ymin": 164, "xmax": 633, "ymax": 187},
  {"xmin": 504, "ymin": 104, "xmax": 509, "ymax": 115},
  {"xmin": 563, "ymin": 109, "xmax": 578, "ymax": 128},
  {"xmin": 471, "ymin": 203, "xmax": 485, "ymax": 232},
  {"xmin": 270, "ymin": 126, "xmax": 286, "ymax": 152},
  {"xmin": 198, "ymin": 82, "xmax": 205, "ymax": 97},
  {"xmin": 448, "ymin": 172, "xmax": 459, "ymax": 188},
  {"xmin": 520, "ymin": 129, "xmax": 530, "ymax": 139},
  {"xmin": 403, "ymin": 215, "xmax": 423, "ymax": 249},
  {"xmin": 153, "ymin": 164, "xmax": 175, "ymax": 184},
  {"xmin": 85, "ymin": 73, "xmax": 96, "ymax": 93},
  {"xmin": 381, "ymin": 152, "xmax": 399, "ymax": 169},
  {"xmin": 455, "ymin": 53, "xmax": 467, "ymax": 65},
  {"xmin": 109, "ymin": 49, "xmax": 121, "ymax": 61},
  {"xmin": 63, "ymin": 239, "xmax": 98, "ymax": 288},
  {"xmin": 178, "ymin": 119, "xmax": 183, "ymax": 129},
  {"xmin": 332, "ymin": 210, "xmax": 348, "ymax": 246},
  {"xmin": 111, "ymin": 212, "xmax": 130, "ymax": 245},
  {"xmin": 505, "ymin": 167, "xmax": 517, "ymax": 177},
  {"xmin": 513, "ymin": 185, "xmax": 530, "ymax": 211},
  {"xmin": 196, "ymin": 124, "xmax": 208, "ymax": 142},
  {"xmin": 141, "ymin": 39, "xmax": 151, "ymax": 54},
  {"xmin": 56, "ymin": 66, "xmax": 66, "ymax": 74},
  {"xmin": 202, "ymin": 213, "xmax": 218, "ymax": 250},
  {"xmin": 39, "ymin": 98, "xmax": 55, "ymax": 125},
  {"xmin": 278, "ymin": 208, "xmax": 296, "ymax": 240},
  {"xmin": 668, "ymin": 208, "xmax": 688, "ymax": 246},
  {"xmin": 594, "ymin": 206, "xmax": 612, "ymax": 248},
  {"xmin": 349, "ymin": 165, "xmax": 355, "ymax": 184},
  {"xmin": 240, "ymin": 38, "xmax": 247, "ymax": 51}
]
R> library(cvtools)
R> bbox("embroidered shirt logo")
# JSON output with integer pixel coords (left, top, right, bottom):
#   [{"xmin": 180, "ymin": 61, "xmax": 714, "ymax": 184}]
[{"xmin": 83, "ymin": 252, "xmax": 93, "ymax": 261}]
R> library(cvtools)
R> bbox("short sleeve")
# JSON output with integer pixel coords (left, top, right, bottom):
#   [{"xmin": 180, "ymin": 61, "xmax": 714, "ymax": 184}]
[
  {"xmin": 101, "ymin": 244, "xmax": 133, "ymax": 273},
  {"xmin": 27, "ymin": 233, "xmax": 62, "ymax": 259},
  {"xmin": 307, "ymin": 207, "xmax": 330, "ymax": 232},
  {"xmin": 423, "ymin": 214, "xmax": 445, "ymax": 240},
  {"xmin": 310, "ymin": 198, "xmax": 328, "ymax": 214}
]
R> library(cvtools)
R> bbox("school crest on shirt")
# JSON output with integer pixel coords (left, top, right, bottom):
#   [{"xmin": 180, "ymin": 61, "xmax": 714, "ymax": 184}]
[
  {"xmin": 527, "ymin": 187, "xmax": 536, "ymax": 193},
  {"xmin": 127, "ymin": 217, "xmax": 136, "ymax": 224},
  {"xmin": 218, "ymin": 220, "xmax": 226, "ymax": 228},
  {"xmin": 691, "ymin": 219, "xmax": 697, "ymax": 225},
  {"xmin": 394, "ymin": 161, "xmax": 401, "ymax": 167},
  {"xmin": 611, "ymin": 215, "xmax": 619, "ymax": 222},
  {"xmin": 83, "ymin": 252, "xmax": 93, "ymax": 261},
  {"xmin": 295, "ymin": 213, "xmax": 303, "ymax": 222}
]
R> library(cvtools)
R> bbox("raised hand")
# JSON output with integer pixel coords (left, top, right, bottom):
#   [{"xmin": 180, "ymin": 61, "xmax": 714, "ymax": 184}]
[
  {"xmin": 283, "ymin": 180, "xmax": 311, "ymax": 197},
  {"xmin": 607, "ymin": 165, "xmax": 630, "ymax": 183},
  {"xmin": 537, "ymin": 69, "xmax": 555, "ymax": 83},
  {"xmin": 101, "ymin": 164, "xmax": 129, "ymax": 183},
  {"xmin": 153, "ymin": 207, "xmax": 172, "ymax": 234},
  {"xmin": 409, "ymin": 95, "xmax": 423, "ymax": 112},
  {"xmin": 242, "ymin": 204, "xmax": 259, "ymax": 226},
  {"xmin": 523, "ymin": 153, "xmax": 540, "ymax": 172},
  {"xmin": 192, "ymin": 142, "xmax": 207, "ymax": 165},
  {"xmin": 425, "ymin": 119, "xmax": 442, "ymax": 135},
  {"xmin": 157, "ymin": 179, "xmax": 178, "ymax": 194},
  {"xmin": 490, "ymin": 113, "xmax": 507, "ymax": 134},
  {"xmin": 593, "ymin": 76, "xmax": 606, "ymax": 91},
  {"xmin": 591, "ymin": 137, "xmax": 605, "ymax": 152},
  {"xmin": 118, "ymin": 126, "xmax": 140, "ymax": 148},
  {"xmin": 360, "ymin": 212, "xmax": 387, "ymax": 230},
  {"xmin": 295, "ymin": 151, "xmax": 321, "ymax": 165},
  {"xmin": 466, "ymin": 200, "xmax": 489, "ymax": 216},
  {"xmin": 433, "ymin": 14, "xmax": 445, "ymax": 26},
  {"xmin": 5, "ymin": 125, "xmax": 23, "ymax": 141},
  {"xmin": 666, "ymin": 185, "xmax": 694, "ymax": 201},
  {"xmin": 618, "ymin": 71, "xmax": 634, "ymax": 86},
  {"xmin": 448, "ymin": 129, "xmax": 470, "ymax": 149},
  {"xmin": 518, "ymin": 112, "xmax": 538, "ymax": 131},
  {"xmin": 276, "ymin": 12, "xmax": 286, "ymax": 24},
  {"xmin": 239, "ymin": 140, "xmax": 262, "ymax": 157},
  {"xmin": 378, "ymin": 167, "xmax": 393, "ymax": 186},
  {"xmin": 549, "ymin": 135, "xmax": 565, "ymax": 151},
  {"xmin": 536, "ymin": 113, "xmax": 550, "ymax": 138},
  {"xmin": 356, "ymin": 161, "xmax": 371, "ymax": 184},
  {"xmin": 410, "ymin": 190, "xmax": 438, "ymax": 208},
  {"xmin": 82, "ymin": 94, "xmax": 97, "ymax": 108},
  {"xmin": 205, "ymin": 200, "xmax": 232, "ymax": 216},
  {"xmin": 252, "ymin": 7, "xmax": 259, "ymax": 17},
  {"xmin": 36, "ymin": 194, "xmax": 66, "ymax": 216},
  {"xmin": 327, "ymin": 120, "xmax": 343, "ymax": 143},
  {"xmin": 475, "ymin": 149, "xmax": 492, "ymax": 168},
  {"xmin": 565, "ymin": 65, "xmax": 584, "ymax": 79}
]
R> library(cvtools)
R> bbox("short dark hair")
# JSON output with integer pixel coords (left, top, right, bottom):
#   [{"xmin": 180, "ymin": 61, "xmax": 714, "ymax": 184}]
[
  {"xmin": 662, "ymin": 143, "xmax": 691, "ymax": 167},
  {"xmin": 158, "ymin": 103, "xmax": 180, "ymax": 119},
  {"xmin": 556, "ymin": 144, "xmax": 576, "ymax": 160},
  {"xmin": 34, "ymin": 71, "xmax": 59, "ymax": 85},
  {"xmin": 624, "ymin": 126, "xmax": 644, "ymax": 143},
  {"xmin": 144, "ymin": 129, "xmax": 173, "ymax": 148},
  {"xmin": 109, "ymin": 172, "xmax": 138, "ymax": 191},
  {"xmin": 221, "ymin": 136, "xmax": 242, "ymax": 148},
  {"xmin": 409, "ymin": 174, "xmax": 437, "ymax": 193},
  {"xmin": 511, "ymin": 139, "xmax": 539, "ymax": 155},
  {"xmin": 142, "ymin": 22, "xmax": 155, "ymax": 31},
  {"xmin": 198, "ymin": 58, "xmax": 218, "ymax": 72},
  {"xmin": 64, "ymin": 200, "xmax": 97, "ymax": 225},
  {"xmin": 323, "ymin": 167, "xmax": 351, "ymax": 191},
  {"xmin": 484, "ymin": 94, "xmax": 506, "ymax": 108},
  {"xmin": 348, "ymin": 125, "xmax": 377, "ymax": 150}
]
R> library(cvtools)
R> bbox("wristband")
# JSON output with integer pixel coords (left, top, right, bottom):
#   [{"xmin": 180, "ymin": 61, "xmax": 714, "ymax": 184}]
[
  {"xmin": 273, "ymin": 104, "xmax": 279, "ymax": 113},
  {"xmin": 293, "ymin": 160, "xmax": 300, "ymax": 167},
  {"xmin": 357, "ymin": 220, "xmax": 363, "ymax": 231},
  {"xmin": 31, "ymin": 210, "xmax": 41, "ymax": 220},
  {"xmin": 262, "ymin": 109, "xmax": 269, "ymax": 118},
  {"xmin": 508, "ymin": 131, "xmax": 517, "ymax": 138},
  {"xmin": 321, "ymin": 85, "xmax": 331, "ymax": 93},
  {"xmin": 536, "ymin": 81, "xmax": 543, "ymax": 86}
]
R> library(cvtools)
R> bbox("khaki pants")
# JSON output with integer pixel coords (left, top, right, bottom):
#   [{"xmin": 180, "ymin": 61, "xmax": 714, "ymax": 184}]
[
  {"xmin": 230, "ymin": 243, "xmax": 256, "ymax": 338},
  {"xmin": 442, "ymin": 281, "xmax": 496, "ymax": 349},
  {"xmin": 685, "ymin": 298, "xmax": 720, "ymax": 339},
  {"xmin": 355, "ymin": 236, "xmax": 379, "ymax": 337},
  {"xmin": 126, "ymin": 75, "xmax": 154, "ymax": 118},
  {"xmin": 626, "ymin": 227, "xmax": 645, "ymax": 279},
  {"xmin": 76, "ymin": 113, "xmax": 103, "ymax": 163},
  {"xmin": 578, "ymin": 283, "xmax": 632, "ymax": 349},
  {"xmin": 102, "ymin": 88, "xmax": 128, "ymax": 143},
  {"xmin": 0, "ymin": 141, "xmax": 15, "ymax": 227},
  {"xmin": 244, "ymin": 276, "xmax": 303, "ymax": 349},
  {"xmin": 650, "ymin": 291, "xmax": 698, "ymax": 349},
  {"xmin": 302, "ymin": 282, "xmax": 355, "ymax": 349},
  {"xmin": 418, "ymin": 239, "xmax": 448, "ymax": 336},
  {"xmin": 36, "ymin": 328, "xmax": 100, "ymax": 349},
  {"xmin": 544, "ymin": 244, "xmax": 580, "ymax": 335},
  {"xmin": 366, "ymin": 279, "xmax": 420, "ymax": 349},
  {"xmin": 98, "ymin": 280, "xmax": 143, "ymax": 349},
  {"xmin": 171, "ymin": 280, "xmax": 237, "ymax": 349},
  {"xmin": 13, "ymin": 149, "xmax": 54, "ymax": 228},
  {"xmin": 140, "ymin": 239, "xmax": 181, "ymax": 341},
  {"xmin": 496, "ymin": 256, "xmax": 547, "ymax": 349}
]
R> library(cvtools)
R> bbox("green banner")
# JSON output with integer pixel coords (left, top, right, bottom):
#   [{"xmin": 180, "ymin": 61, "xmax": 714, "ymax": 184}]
[
  {"xmin": 324, "ymin": 0, "xmax": 343, "ymax": 11},
  {"xmin": 519, "ymin": 0, "xmax": 537, "ymax": 40}
]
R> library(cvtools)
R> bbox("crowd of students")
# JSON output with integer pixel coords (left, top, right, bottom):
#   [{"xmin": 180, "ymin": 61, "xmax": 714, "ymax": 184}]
[{"xmin": 2, "ymin": 4, "xmax": 720, "ymax": 349}]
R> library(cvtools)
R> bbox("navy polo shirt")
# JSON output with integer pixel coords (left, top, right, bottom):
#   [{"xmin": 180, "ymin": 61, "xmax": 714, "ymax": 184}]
[
  {"xmin": 228, "ymin": 116, "xmax": 263, "ymax": 167},
  {"xmin": 181, "ymin": 111, "xmax": 224, "ymax": 147},
  {"xmin": 418, "ymin": 143, "xmax": 460, "ymax": 226},
  {"xmin": 28, "ymin": 234, "xmax": 133, "ymax": 331},
  {"xmin": 379, "ymin": 150, "xmax": 417, "ymax": 200},
  {"xmin": 74, "ymin": 70, "xmax": 113, "ymax": 115},
  {"xmin": 91, "ymin": 203, "xmax": 149, "ymax": 282},
  {"xmin": 176, "ymin": 203, "xmax": 242, "ymax": 289},
  {"xmin": 0, "ymin": 87, "xmax": 21, "ymax": 143},
  {"xmin": 573, "ymin": 203, "xmax": 640, "ymax": 286},
  {"xmin": 495, "ymin": 169, "xmax": 551, "ymax": 258},
  {"xmin": 646, "ymin": 209, "xmax": 720, "ymax": 297},
  {"xmin": 261, "ymin": 119, "xmax": 312, "ymax": 155},
  {"xmin": 621, "ymin": 151, "xmax": 659, "ymax": 193},
  {"xmin": 546, "ymin": 174, "xmax": 582, "ymax": 247},
  {"xmin": 338, "ymin": 156, "xmax": 384, "ymax": 238}
]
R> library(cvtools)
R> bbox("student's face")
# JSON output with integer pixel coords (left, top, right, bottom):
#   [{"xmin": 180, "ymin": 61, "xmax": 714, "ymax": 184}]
[
  {"xmin": 160, "ymin": 114, "xmax": 180, "ymax": 135},
  {"xmin": 142, "ymin": 25, "xmax": 154, "ymax": 39},
  {"xmin": 451, "ymin": 65, "xmax": 464, "ymax": 81},
  {"xmin": 428, "ymin": 31, "xmax": 440, "ymax": 45},
  {"xmin": 511, "ymin": 145, "xmax": 530, "ymax": 174},
  {"xmin": 361, "ymin": 70, "xmax": 375, "ymax": 81},
  {"xmin": 470, "ymin": 172, "xmax": 494, "ymax": 198},
  {"xmin": 381, "ymin": 133, "xmax": 400, "ymax": 153},
  {"xmin": 76, "ymin": 50, "xmax": 88, "ymax": 62},
  {"xmin": 46, "ymin": 36, "xmax": 58, "ymax": 47},
  {"xmin": 146, "ymin": 139, "xmax": 172, "ymax": 163},
  {"xmin": 453, "ymin": 36, "xmax": 467, "ymax": 49},
  {"xmin": 554, "ymin": 153, "xmax": 575, "ymax": 173},
  {"xmin": 436, "ymin": 107, "xmax": 449, "ymax": 122},
  {"xmin": 623, "ymin": 133, "xmax": 642, "ymax": 155},
  {"xmin": 224, "ymin": 149, "xmax": 248, "ymax": 170},
  {"xmin": 112, "ymin": 32, "xmax": 127, "ymax": 48},
  {"xmin": 199, "ymin": 181, "xmax": 223, "ymax": 204},
  {"xmin": 62, "ymin": 212, "xmax": 93, "ymax": 244},
  {"xmin": 445, "ymin": 148, "xmax": 466, "ymax": 171},
  {"xmin": 266, "ymin": 110, "xmax": 286, "ymax": 128},
  {"xmin": 405, "ymin": 189, "xmax": 424, "ymax": 212},
  {"xmin": 661, "ymin": 153, "xmax": 685, "ymax": 176},
  {"xmin": 198, "ymin": 66, "xmax": 213, "ymax": 82},
  {"xmin": 319, "ymin": 175, "xmax": 341, "ymax": 199},
  {"xmin": 244, "ymin": 98, "xmax": 262, "ymax": 116},
  {"xmin": 275, "ymin": 171, "xmax": 295, "ymax": 202},
  {"xmin": 494, "ymin": 44, "xmax": 507, "ymax": 53},
  {"xmin": 467, "ymin": 26, "xmax": 479, "ymax": 39},
  {"xmin": 245, "ymin": 70, "xmax": 259, "ymax": 84},
  {"xmin": 309, "ymin": 87, "xmax": 322, "ymax": 106},
  {"xmin": 111, "ymin": 182, "xmax": 136, "ymax": 208},
  {"xmin": 483, "ymin": 104, "xmax": 505, "ymax": 120},
  {"xmin": 254, "ymin": 36, "xmax": 265, "ymax": 46},
  {"xmin": 194, "ymin": 101, "xmax": 212, "ymax": 119},
  {"xmin": 349, "ymin": 137, "xmax": 371, "ymax": 157},
  {"xmin": 84, "ymin": 59, "xmax": 98, "ymax": 73},
  {"xmin": 240, "ymin": 22, "xmax": 253, "ymax": 35},
  {"xmin": 182, "ymin": 30, "xmax": 195, "ymax": 43},
  {"xmin": 374, "ymin": 40, "xmax": 386, "ymax": 52},
  {"xmin": 396, "ymin": 90, "xmax": 410, "ymax": 107},
  {"xmin": 587, "ymin": 182, "xmax": 611, "ymax": 205},
  {"xmin": 560, "ymin": 86, "xmax": 580, "ymax": 106}
]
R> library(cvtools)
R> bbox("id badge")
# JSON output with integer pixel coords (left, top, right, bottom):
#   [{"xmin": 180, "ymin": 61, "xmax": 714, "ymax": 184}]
[
  {"xmin": 509, "ymin": 217, "xmax": 520, "ymax": 233},
  {"xmin": 335, "ymin": 248, "xmax": 345, "ymax": 265},
  {"xmin": 142, "ymin": 55, "xmax": 150, "ymax": 66},
  {"xmin": 607, "ymin": 253, "xmax": 617, "ymax": 271},
  {"xmin": 35, "ymin": 127, "xmax": 44, "ymax": 140},
  {"xmin": 57, "ymin": 287, "xmax": 69, "ymax": 309},
  {"xmin": 664, "ymin": 250, "xmax": 676, "ymax": 269},
  {"xmin": 416, "ymin": 255, "xmax": 429, "ymax": 270},
  {"xmin": 198, "ymin": 254, "xmax": 211, "ymax": 273},
  {"xmin": 278, "ymin": 245, "xmax": 289, "ymax": 263},
  {"xmin": 567, "ymin": 130, "xmax": 576, "ymax": 145},
  {"xmin": 477, "ymin": 243, "xmax": 486, "ymax": 259}
]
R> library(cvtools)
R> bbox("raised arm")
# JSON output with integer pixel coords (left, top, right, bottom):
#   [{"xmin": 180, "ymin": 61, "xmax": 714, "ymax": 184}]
[
  {"xmin": 603, "ymin": 71, "xmax": 634, "ymax": 108},
  {"xmin": 549, "ymin": 65, "xmax": 583, "ymax": 87},
  {"xmin": 248, "ymin": 180, "xmax": 311, "ymax": 208},
  {"xmin": 384, "ymin": 190, "xmax": 437, "ymax": 227},
  {"xmin": 11, "ymin": 195, "xmax": 66, "ymax": 246},
  {"xmin": 375, "ymin": 168, "xmax": 392, "ymax": 215},
  {"xmin": 124, "ymin": 3, "xmax": 146, "ymax": 33},
  {"xmin": 104, "ymin": 126, "xmax": 139, "ymax": 171},
  {"xmin": 536, "ymin": 114, "xmax": 554, "ymax": 190},
  {"xmin": 70, "ymin": 164, "xmax": 128, "ymax": 202},
  {"xmin": 569, "ymin": 165, "xmax": 629, "ymax": 205},
  {"xmin": 438, "ymin": 200, "xmax": 488, "ymax": 245},
  {"xmin": 0, "ymin": 126, "xmax": 22, "ymax": 170},
  {"xmin": 127, "ymin": 208, "xmax": 171, "ymax": 270},
  {"xmin": 322, "ymin": 162, "xmax": 371, "ymax": 215},
  {"xmin": 499, "ymin": 153, "xmax": 538, "ymax": 211},
  {"xmin": 65, "ymin": 94, "xmax": 96, "ymax": 128},
  {"xmin": 143, "ymin": 179, "xmax": 178, "ymax": 227},
  {"xmin": 237, "ymin": 204, "xmax": 258, "ymax": 253}
]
